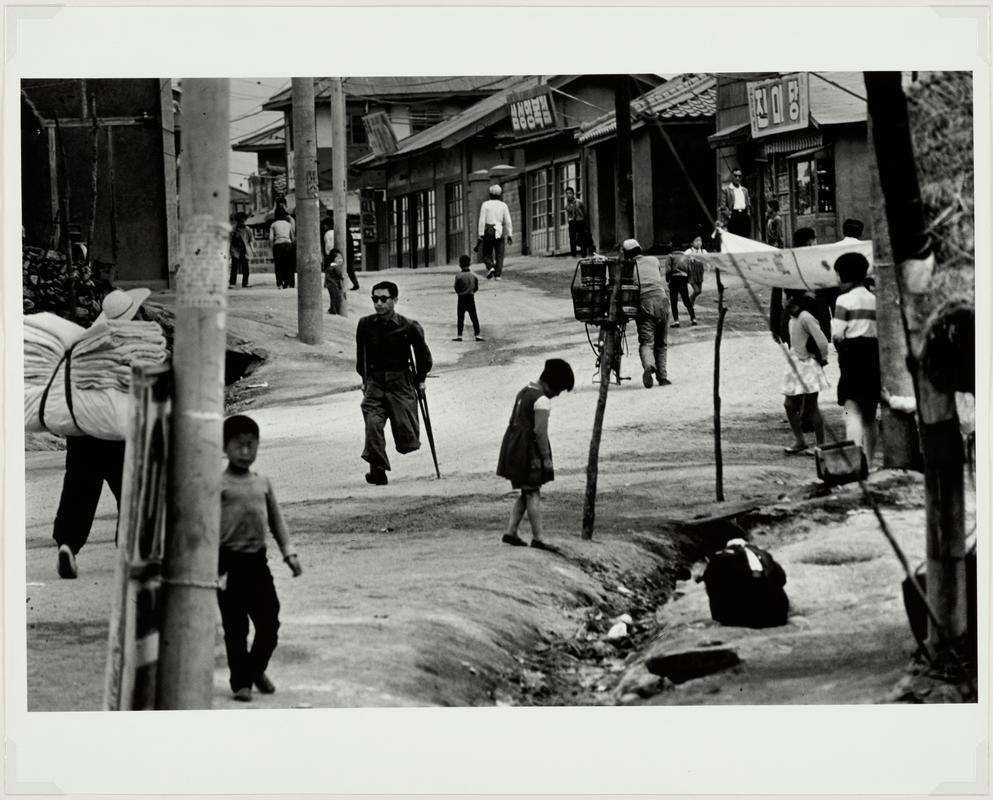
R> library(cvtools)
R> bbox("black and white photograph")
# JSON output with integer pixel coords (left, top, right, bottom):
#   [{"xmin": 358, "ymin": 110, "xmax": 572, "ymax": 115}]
[{"xmin": 3, "ymin": 4, "xmax": 989, "ymax": 797}]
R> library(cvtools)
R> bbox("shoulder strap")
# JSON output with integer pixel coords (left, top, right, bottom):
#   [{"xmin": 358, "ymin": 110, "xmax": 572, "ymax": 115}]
[
  {"xmin": 38, "ymin": 352, "xmax": 68, "ymax": 433},
  {"xmin": 63, "ymin": 342, "xmax": 82, "ymax": 432}
]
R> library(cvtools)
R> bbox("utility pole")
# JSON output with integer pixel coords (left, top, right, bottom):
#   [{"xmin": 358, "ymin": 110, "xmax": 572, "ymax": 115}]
[
  {"xmin": 330, "ymin": 77, "xmax": 349, "ymax": 317},
  {"xmin": 292, "ymin": 77, "xmax": 323, "ymax": 342},
  {"xmin": 867, "ymin": 116, "xmax": 918, "ymax": 468},
  {"xmin": 582, "ymin": 77, "xmax": 634, "ymax": 540},
  {"xmin": 157, "ymin": 78, "xmax": 229, "ymax": 710},
  {"xmin": 864, "ymin": 72, "xmax": 968, "ymax": 665}
]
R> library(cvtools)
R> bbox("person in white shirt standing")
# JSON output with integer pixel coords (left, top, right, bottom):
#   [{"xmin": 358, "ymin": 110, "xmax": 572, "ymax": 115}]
[
  {"xmin": 719, "ymin": 168, "xmax": 751, "ymax": 238},
  {"xmin": 477, "ymin": 184, "xmax": 513, "ymax": 280}
]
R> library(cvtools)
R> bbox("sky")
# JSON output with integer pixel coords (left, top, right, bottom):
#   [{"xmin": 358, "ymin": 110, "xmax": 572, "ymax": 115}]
[{"xmin": 226, "ymin": 77, "xmax": 289, "ymax": 192}]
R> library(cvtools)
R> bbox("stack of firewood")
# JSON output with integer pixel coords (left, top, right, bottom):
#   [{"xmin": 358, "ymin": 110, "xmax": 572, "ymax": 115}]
[{"xmin": 22, "ymin": 246, "xmax": 106, "ymax": 326}]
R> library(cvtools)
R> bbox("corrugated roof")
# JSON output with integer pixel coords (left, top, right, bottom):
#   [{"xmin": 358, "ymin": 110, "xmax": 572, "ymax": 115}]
[
  {"xmin": 262, "ymin": 76, "xmax": 519, "ymax": 111},
  {"xmin": 577, "ymin": 73, "xmax": 716, "ymax": 144},
  {"xmin": 231, "ymin": 121, "xmax": 284, "ymax": 152},
  {"xmin": 808, "ymin": 71, "xmax": 866, "ymax": 126},
  {"xmin": 352, "ymin": 76, "xmax": 541, "ymax": 168}
]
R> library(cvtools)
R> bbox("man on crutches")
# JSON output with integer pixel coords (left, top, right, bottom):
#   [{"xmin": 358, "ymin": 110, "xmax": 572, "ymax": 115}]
[{"xmin": 355, "ymin": 281, "xmax": 434, "ymax": 486}]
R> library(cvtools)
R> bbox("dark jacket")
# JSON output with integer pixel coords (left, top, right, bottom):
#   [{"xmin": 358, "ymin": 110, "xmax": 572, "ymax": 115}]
[{"xmin": 356, "ymin": 312, "xmax": 433, "ymax": 383}]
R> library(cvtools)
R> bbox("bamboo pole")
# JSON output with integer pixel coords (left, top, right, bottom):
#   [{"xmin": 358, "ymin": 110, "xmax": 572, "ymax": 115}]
[
  {"xmin": 863, "ymin": 71, "xmax": 968, "ymax": 663},
  {"xmin": 156, "ymin": 78, "xmax": 229, "ymax": 710},
  {"xmin": 292, "ymin": 77, "xmax": 323, "ymax": 341},
  {"xmin": 330, "ymin": 77, "xmax": 349, "ymax": 317},
  {"xmin": 712, "ymin": 269, "xmax": 727, "ymax": 501}
]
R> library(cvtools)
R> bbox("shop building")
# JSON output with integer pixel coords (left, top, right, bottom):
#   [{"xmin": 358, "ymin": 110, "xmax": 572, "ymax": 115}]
[
  {"xmin": 709, "ymin": 72, "xmax": 872, "ymax": 246},
  {"xmin": 351, "ymin": 74, "xmax": 664, "ymax": 269},
  {"xmin": 577, "ymin": 73, "xmax": 717, "ymax": 252}
]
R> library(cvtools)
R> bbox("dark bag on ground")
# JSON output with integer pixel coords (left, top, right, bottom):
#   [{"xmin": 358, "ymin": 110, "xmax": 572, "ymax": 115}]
[{"xmin": 701, "ymin": 540, "xmax": 789, "ymax": 628}]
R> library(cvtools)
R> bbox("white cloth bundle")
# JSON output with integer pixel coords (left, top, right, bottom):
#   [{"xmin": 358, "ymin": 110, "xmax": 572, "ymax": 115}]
[{"xmin": 23, "ymin": 313, "xmax": 168, "ymax": 439}]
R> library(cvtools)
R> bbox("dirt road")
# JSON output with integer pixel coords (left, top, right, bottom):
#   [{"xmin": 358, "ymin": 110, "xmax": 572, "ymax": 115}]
[{"xmin": 23, "ymin": 255, "xmax": 954, "ymax": 710}]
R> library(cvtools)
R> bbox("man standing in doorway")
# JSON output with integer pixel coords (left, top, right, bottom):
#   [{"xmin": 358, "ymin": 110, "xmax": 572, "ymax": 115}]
[
  {"xmin": 719, "ymin": 168, "xmax": 752, "ymax": 238},
  {"xmin": 355, "ymin": 281, "xmax": 433, "ymax": 486},
  {"xmin": 564, "ymin": 186, "xmax": 590, "ymax": 258},
  {"xmin": 478, "ymin": 184, "xmax": 513, "ymax": 280}
]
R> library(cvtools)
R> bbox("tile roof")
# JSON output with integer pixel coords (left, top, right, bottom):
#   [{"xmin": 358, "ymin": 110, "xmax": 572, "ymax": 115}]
[
  {"xmin": 352, "ymin": 76, "xmax": 541, "ymax": 167},
  {"xmin": 577, "ymin": 73, "xmax": 716, "ymax": 144},
  {"xmin": 231, "ymin": 121, "xmax": 284, "ymax": 152},
  {"xmin": 262, "ymin": 76, "xmax": 519, "ymax": 111}
]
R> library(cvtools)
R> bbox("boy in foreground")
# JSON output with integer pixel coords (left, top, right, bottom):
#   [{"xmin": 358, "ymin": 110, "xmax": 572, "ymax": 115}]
[{"xmin": 219, "ymin": 414, "xmax": 302, "ymax": 702}]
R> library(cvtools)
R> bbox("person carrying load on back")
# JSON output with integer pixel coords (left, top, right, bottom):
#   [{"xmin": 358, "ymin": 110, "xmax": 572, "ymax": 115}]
[
  {"xmin": 622, "ymin": 239, "xmax": 671, "ymax": 389},
  {"xmin": 477, "ymin": 184, "xmax": 513, "ymax": 280}
]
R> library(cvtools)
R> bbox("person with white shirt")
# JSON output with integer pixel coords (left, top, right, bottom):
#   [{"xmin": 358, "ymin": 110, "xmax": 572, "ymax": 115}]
[
  {"xmin": 477, "ymin": 184, "xmax": 513, "ymax": 280},
  {"xmin": 831, "ymin": 252, "xmax": 880, "ymax": 466},
  {"xmin": 719, "ymin": 168, "xmax": 751, "ymax": 238},
  {"xmin": 838, "ymin": 217, "xmax": 864, "ymax": 244}
]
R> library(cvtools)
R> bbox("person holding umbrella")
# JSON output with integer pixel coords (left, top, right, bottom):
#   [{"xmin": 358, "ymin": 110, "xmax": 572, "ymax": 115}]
[{"xmin": 355, "ymin": 281, "xmax": 433, "ymax": 486}]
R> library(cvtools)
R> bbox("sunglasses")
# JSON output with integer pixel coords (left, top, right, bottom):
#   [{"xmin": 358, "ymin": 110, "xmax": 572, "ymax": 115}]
[{"xmin": 372, "ymin": 295, "xmax": 393, "ymax": 303}]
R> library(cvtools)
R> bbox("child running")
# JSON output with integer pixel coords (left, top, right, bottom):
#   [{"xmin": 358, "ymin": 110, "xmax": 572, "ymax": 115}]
[
  {"xmin": 496, "ymin": 359, "xmax": 574, "ymax": 551},
  {"xmin": 782, "ymin": 294, "xmax": 830, "ymax": 454},
  {"xmin": 219, "ymin": 414, "xmax": 302, "ymax": 702},
  {"xmin": 831, "ymin": 252, "xmax": 880, "ymax": 465},
  {"xmin": 452, "ymin": 254, "xmax": 484, "ymax": 341}
]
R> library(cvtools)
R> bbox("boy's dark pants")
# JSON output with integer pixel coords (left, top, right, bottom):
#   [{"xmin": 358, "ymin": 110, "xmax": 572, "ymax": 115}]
[
  {"xmin": 456, "ymin": 294, "xmax": 480, "ymax": 336},
  {"xmin": 229, "ymin": 255, "xmax": 250, "ymax": 287},
  {"xmin": 669, "ymin": 275, "xmax": 695, "ymax": 322},
  {"xmin": 52, "ymin": 435, "xmax": 125, "ymax": 554},
  {"xmin": 217, "ymin": 549, "xmax": 281, "ymax": 691}
]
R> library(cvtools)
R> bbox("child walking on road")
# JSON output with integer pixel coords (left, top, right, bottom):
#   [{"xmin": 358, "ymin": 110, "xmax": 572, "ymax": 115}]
[
  {"xmin": 453, "ymin": 254, "xmax": 484, "ymax": 342},
  {"xmin": 782, "ymin": 294, "xmax": 830, "ymax": 454},
  {"xmin": 496, "ymin": 359, "xmax": 575, "ymax": 552},
  {"xmin": 219, "ymin": 414, "xmax": 302, "ymax": 702}
]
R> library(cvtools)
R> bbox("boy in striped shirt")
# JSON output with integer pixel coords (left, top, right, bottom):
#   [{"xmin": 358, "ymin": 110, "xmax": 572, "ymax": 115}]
[{"xmin": 831, "ymin": 253, "xmax": 880, "ymax": 466}]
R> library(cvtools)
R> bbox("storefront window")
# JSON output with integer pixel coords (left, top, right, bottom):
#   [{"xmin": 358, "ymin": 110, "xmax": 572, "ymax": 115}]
[
  {"xmin": 557, "ymin": 161, "xmax": 580, "ymax": 228},
  {"xmin": 529, "ymin": 167, "xmax": 554, "ymax": 253},
  {"xmin": 793, "ymin": 150, "xmax": 834, "ymax": 216},
  {"xmin": 426, "ymin": 189, "xmax": 436, "ymax": 249}
]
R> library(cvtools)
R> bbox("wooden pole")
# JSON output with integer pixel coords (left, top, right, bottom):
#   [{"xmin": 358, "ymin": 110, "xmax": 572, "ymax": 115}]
[
  {"xmin": 156, "ymin": 78, "xmax": 229, "ymax": 710},
  {"xmin": 582, "ymin": 274, "xmax": 622, "ymax": 540},
  {"xmin": 86, "ymin": 93, "xmax": 98, "ymax": 259},
  {"xmin": 54, "ymin": 117, "xmax": 76, "ymax": 318},
  {"xmin": 712, "ymin": 269, "xmax": 727, "ymax": 501},
  {"xmin": 614, "ymin": 76, "xmax": 634, "ymax": 243},
  {"xmin": 330, "ymin": 77, "xmax": 349, "ymax": 317},
  {"xmin": 867, "ymin": 115, "xmax": 918, "ymax": 469},
  {"xmin": 864, "ymin": 72, "xmax": 968, "ymax": 663},
  {"xmin": 292, "ymin": 77, "xmax": 323, "ymax": 342}
]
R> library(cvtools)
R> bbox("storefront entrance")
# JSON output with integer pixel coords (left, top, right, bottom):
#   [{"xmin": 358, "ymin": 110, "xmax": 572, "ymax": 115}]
[{"xmin": 390, "ymin": 189, "xmax": 437, "ymax": 268}]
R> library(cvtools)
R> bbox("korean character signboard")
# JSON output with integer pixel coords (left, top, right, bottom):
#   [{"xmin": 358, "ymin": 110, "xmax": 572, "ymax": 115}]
[
  {"xmin": 507, "ymin": 86, "xmax": 559, "ymax": 136},
  {"xmin": 747, "ymin": 73, "xmax": 810, "ymax": 139}
]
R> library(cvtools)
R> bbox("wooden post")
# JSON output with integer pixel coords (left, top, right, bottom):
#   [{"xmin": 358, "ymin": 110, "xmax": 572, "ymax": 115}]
[
  {"xmin": 86, "ymin": 94, "xmax": 98, "ymax": 258},
  {"xmin": 614, "ymin": 76, "xmax": 634, "ymax": 243},
  {"xmin": 156, "ymin": 78, "xmax": 229, "ymax": 710},
  {"xmin": 712, "ymin": 269, "xmax": 728, "ymax": 501},
  {"xmin": 330, "ymin": 77, "xmax": 349, "ymax": 317},
  {"xmin": 54, "ymin": 117, "xmax": 76, "ymax": 318},
  {"xmin": 582, "ymin": 273, "xmax": 622, "ymax": 540},
  {"xmin": 864, "ymin": 72, "xmax": 968, "ymax": 663},
  {"xmin": 867, "ymin": 115, "xmax": 918, "ymax": 469},
  {"xmin": 292, "ymin": 77, "xmax": 323, "ymax": 342}
]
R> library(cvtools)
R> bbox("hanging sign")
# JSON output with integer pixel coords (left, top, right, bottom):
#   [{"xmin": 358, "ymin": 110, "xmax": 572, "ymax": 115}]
[
  {"xmin": 747, "ymin": 73, "xmax": 810, "ymax": 139},
  {"xmin": 507, "ymin": 86, "xmax": 559, "ymax": 136},
  {"xmin": 363, "ymin": 111, "xmax": 399, "ymax": 157}
]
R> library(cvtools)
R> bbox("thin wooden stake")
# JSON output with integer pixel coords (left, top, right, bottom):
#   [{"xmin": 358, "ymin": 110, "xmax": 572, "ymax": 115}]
[{"xmin": 713, "ymin": 269, "xmax": 727, "ymax": 501}]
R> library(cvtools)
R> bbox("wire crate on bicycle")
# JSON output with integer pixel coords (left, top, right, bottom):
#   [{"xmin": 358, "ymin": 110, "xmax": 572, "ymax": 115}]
[{"xmin": 570, "ymin": 257, "xmax": 641, "ymax": 384}]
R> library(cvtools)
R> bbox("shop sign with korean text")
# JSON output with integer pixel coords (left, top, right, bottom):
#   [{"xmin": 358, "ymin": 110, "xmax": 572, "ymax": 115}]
[
  {"xmin": 507, "ymin": 85, "xmax": 559, "ymax": 136},
  {"xmin": 363, "ymin": 111, "xmax": 399, "ymax": 157},
  {"xmin": 747, "ymin": 73, "xmax": 810, "ymax": 138}
]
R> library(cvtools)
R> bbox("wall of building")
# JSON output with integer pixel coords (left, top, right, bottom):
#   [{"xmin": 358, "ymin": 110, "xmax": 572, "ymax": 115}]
[
  {"xmin": 649, "ymin": 123, "xmax": 716, "ymax": 249},
  {"xmin": 833, "ymin": 127, "xmax": 873, "ymax": 240},
  {"xmin": 20, "ymin": 79, "xmax": 173, "ymax": 286}
]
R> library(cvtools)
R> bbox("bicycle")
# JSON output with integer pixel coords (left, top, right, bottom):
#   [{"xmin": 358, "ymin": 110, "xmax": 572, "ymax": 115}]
[{"xmin": 587, "ymin": 321, "xmax": 631, "ymax": 385}]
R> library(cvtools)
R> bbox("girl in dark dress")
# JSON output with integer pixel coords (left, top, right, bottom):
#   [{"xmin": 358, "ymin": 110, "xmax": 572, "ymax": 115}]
[{"xmin": 496, "ymin": 359, "xmax": 574, "ymax": 551}]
